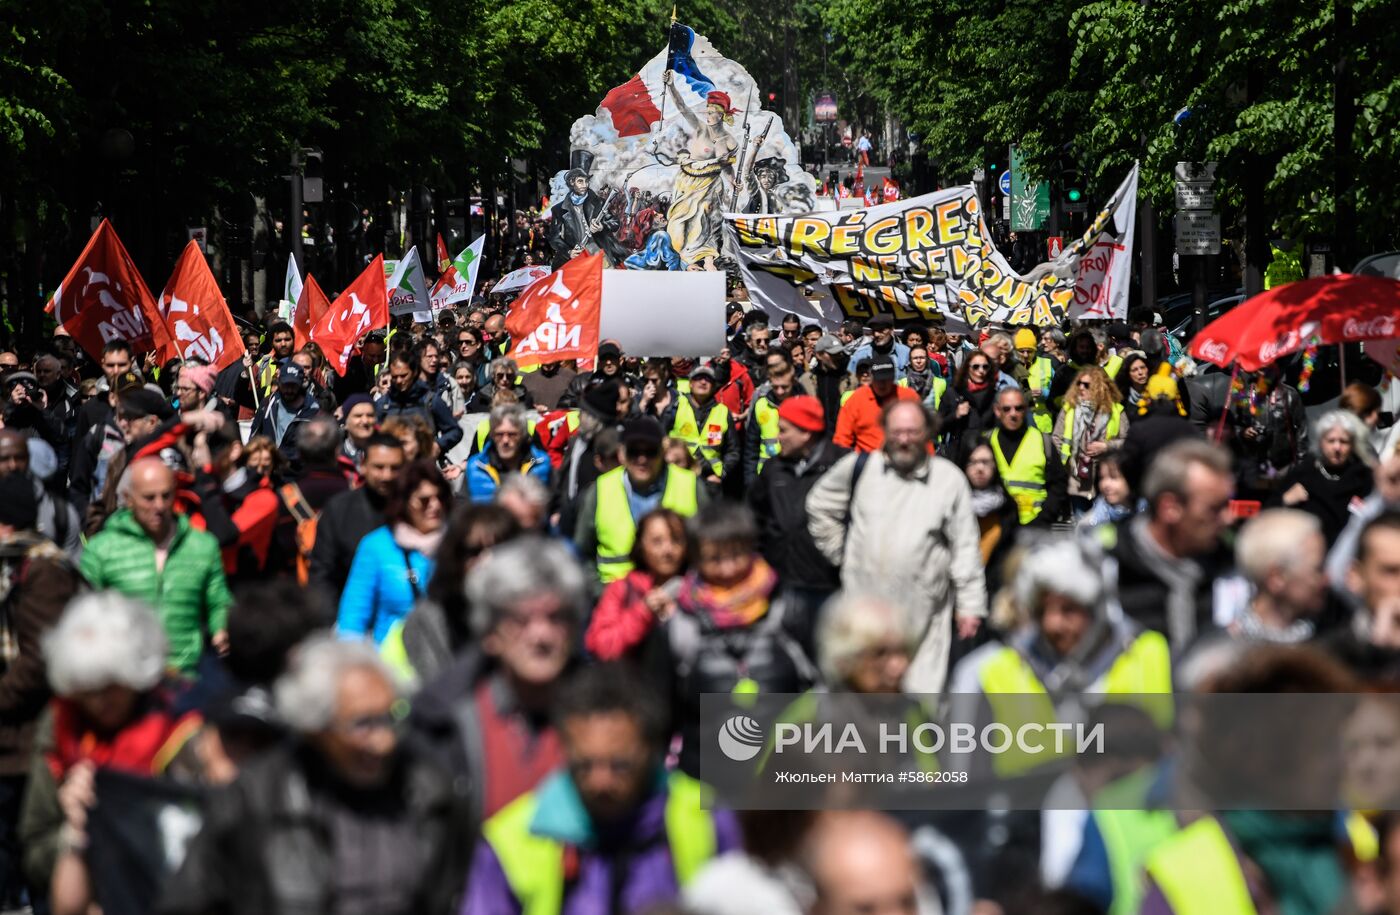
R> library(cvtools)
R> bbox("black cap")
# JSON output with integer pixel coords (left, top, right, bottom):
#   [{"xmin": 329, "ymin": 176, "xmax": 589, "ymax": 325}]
[
  {"xmin": 581, "ymin": 377, "xmax": 621, "ymax": 419},
  {"xmin": 278, "ymin": 361, "xmax": 308, "ymax": 388},
  {"xmin": 620, "ymin": 416, "xmax": 664, "ymax": 450},
  {"xmin": 726, "ymin": 301, "xmax": 745, "ymax": 317},
  {"xmin": 868, "ymin": 313, "xmax": 894, "ymax": 328},
  {"xmin": 1106, "ymin": 321, "xmax": 1134, "ymax": 342},
  {"xmin": 597, "ymin": 341, "xmax": 622, "ymax": 361},
  {"xmin": 0, "ymin": 473, "xmax": 38, "ymax": 530},
  {"xmin": 871, "ymin": 354, "xmax": 897, "ymax": 379},
  {"xmin": 118, "ymin": 387, "xmax": 174, "ymax": 421}
]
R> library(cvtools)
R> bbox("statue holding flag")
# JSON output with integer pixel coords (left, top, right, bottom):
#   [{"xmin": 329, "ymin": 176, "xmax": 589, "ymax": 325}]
[{"xmin": 662, "ymin": 69, "xmax": 738, "ymax": 271}]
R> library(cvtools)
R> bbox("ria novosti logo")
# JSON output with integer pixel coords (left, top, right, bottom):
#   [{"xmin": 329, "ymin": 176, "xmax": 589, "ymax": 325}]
[{"xmin": 717, "ymin": 715, "xmax": 764, "ymax": 761}]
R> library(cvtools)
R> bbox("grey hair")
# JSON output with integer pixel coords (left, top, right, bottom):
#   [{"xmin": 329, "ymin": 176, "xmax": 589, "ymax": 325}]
[
  {"xmin": 496, "ymin": 472, "xmax": 549, "ymax": 509},
  {"xmin": 296, "ymin": 414, "xmax": 343, "ymax": 465},
  {"xmin": 816, "ymin": 592, "xmax": 915, "ymax": 685},
  {"xmin": 489, "ymin": 356, "xmax": 518, "ymax": 377},
  {"xmin": 466, "ymin": 537, "xmax": 587, "ymax": 639},
  {"xmin": 1235, "ymin": 509, "xmax": 1323, "ymax": 585},
  {"xmin": 274, "ymin": 635, "xmax": 401, "ymax": 733},
  {"xmin": 1142, "ymin": 439, "xmax": 1233, "ymax": 512},
  {"xmin": 44, "ymin": 592, "xmax": 168, "ymax": 696},
  {"xmin": 1313, "ymin": 409, "xmax": 1376, "ymax": 466},
  {"xmin": 489, "ymin": 403, "xmax": 528, "ymax": 434},
  {"xmin": 1014, "ymin": 538, "xmax": 1103, "ymax": 613}
]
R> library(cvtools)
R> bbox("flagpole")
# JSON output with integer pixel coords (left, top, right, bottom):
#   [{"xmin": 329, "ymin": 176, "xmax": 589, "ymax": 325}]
[{"xmin": 651, "ymin": 6, "xmax": 680, "ymax": 153}]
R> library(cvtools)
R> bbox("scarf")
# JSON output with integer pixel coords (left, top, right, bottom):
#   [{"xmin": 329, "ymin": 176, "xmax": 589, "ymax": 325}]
[
  {"xmin": 677, "ymin": 557, "xmax": 779, "ymax": 629},
  {"xmin": 393, "ymin": 523, "xmax": 444, "ymax": 558},
  {"xmin": 1128, "ymin": 514, "xmax": 1204, "ymax": 649},
  {"xmin": 968, "ymin": 486, "xmax": 1007, "ymax": 518},
  {"xmin": 47, "ymin": 689, "xmax": 201, "ymax": 781},
  {"xmin": 904, "ymin": 366, "xmax": 934, "ymax": 398},
  {"xmin": 1219, "ymin": 810, "xmax": 1345, "ymax": 915},
  {"xmin": 1072, "ymin": 402, "xmax": 1110, "ymax": 481}
]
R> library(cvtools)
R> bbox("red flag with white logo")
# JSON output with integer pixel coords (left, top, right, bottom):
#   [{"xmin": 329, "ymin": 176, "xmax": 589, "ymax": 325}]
[
  {"xmin": 154, "ymin": 240, "xmax": 246, "ymax": 371},
  {"xmin": 506, "ymin": 252, "xmax": 603, "ymax": 368},
  {"xmin": 436, "ymin": 234, "xmax": 451, "ymax": 274},
  {"xmin": 293, "ymin": 274, "xmax": 332, "ymax": 350},
  {"xmin": 309, "ymin": 256, "xmax": 389, "ymax": 375},
  {"xmin": 46, "ymin": 219, "xmax": 161, "ymax": 360}
]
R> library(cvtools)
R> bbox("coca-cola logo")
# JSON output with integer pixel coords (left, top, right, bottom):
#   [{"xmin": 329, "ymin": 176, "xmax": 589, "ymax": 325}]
[
  {"xmin": 1258, "ymin": 321, "xmax": 1319, "ymax": 366},
  {"xmin": 1344, "ymin": 316, "xmax": 1398, "ymax": 339},
  {"xmin": 1196, "ymin": 339, "xmax": 1229, "ymax": 363}
]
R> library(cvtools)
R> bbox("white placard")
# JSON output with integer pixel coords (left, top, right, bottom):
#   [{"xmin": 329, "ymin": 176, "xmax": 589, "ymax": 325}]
[{"xmin": 598, "ymin": 271, "xmax": 725, "ymax": 357}]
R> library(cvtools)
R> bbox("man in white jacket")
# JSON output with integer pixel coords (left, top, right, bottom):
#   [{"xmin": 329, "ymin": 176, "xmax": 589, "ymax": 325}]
[{"xmin": 806, "ymin": 400, "xmax": 987, "ymax": 693}]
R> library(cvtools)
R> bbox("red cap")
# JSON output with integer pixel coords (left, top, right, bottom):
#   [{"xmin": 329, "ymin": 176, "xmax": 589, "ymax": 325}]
[{"xmin": 777, "ymin": 395, "xmax": 825, "ymax": 433}]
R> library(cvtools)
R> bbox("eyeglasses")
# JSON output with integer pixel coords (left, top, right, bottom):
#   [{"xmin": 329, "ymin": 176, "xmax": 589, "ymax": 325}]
[
  {"xmin": 333, "ymin": 710, "xmax": 405, "ymax": 737},
  {"xmin": 410, "ymin": 493, "xmax": 443, "ymax": 508}
]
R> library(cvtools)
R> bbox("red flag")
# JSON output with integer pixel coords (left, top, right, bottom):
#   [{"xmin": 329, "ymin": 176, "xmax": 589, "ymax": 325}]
[
  {"xmin": 436, "ymin": 234, "xmax": 450, "ymax": 274},
  {"xmin": 292, "ymin": 274, "xmax": 332, "ymax": 350},
  {"xmin": 154, "ymin": 241, "xmax": 246, "ymax": 372},
  {"xmin": 47, "ymin": 219, "xmax": 161, "ymax": 360},
  {"xmin": 309, "ymin": 256, "xmax": 389, "ymax": 375},
  {"xmin": 601, "ymin": 73, "xmax": 662, "ymax": 138},
  {"xmin": 883, "ymin": 176, "xmax": 900, "ymax": 202},
  {"xmin": 506, "ymin": 252, "xmax": 604, "ymax": 368}
]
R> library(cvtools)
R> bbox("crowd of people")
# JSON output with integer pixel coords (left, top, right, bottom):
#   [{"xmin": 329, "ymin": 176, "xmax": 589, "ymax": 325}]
[{"xmin": 2, "ymin": 280, "xmax": 1400, "ymax": 915}]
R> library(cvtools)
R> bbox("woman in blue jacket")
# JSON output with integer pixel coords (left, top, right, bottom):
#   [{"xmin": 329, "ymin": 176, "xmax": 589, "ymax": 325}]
[{"xmin": 337, "ymin": 460, "xmax": 451, "ymax": 644}]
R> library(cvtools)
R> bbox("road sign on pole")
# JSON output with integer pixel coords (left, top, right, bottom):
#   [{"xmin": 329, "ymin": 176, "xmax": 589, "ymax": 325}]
[
  {"xmin": 1010, "ymin": 145, "xmax": 1049, "ymax": 231},
  {"xmin": 1174, "ymin": 161, "xmax": 1219, "ymax": 255}
]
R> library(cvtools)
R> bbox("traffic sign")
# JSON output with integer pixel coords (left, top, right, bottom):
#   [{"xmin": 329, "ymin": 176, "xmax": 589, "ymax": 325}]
[
  {"xmin": 1175, "ymin": 182, "xmax": 1216, "ymax": 210},
  {"xmin": 1175, "ymin": 212, "xmax": 1221, "ymax": 255},
  {"xmin": 1047, "ymin": 236, "xmax": 1064, "ymax": 258},
  {"xmin": 999, "ymin": 172, "xmax": 1011, "ymax": 195}
]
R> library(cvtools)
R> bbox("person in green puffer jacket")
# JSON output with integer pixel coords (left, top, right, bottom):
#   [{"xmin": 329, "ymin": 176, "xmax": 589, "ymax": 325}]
[{"xmin": 79, "ymin": 459, "xmax": 232, "ymax": 675}]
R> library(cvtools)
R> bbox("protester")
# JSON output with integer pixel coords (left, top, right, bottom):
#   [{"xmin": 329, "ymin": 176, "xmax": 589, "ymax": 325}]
[
  {"xmin": 1052, "ymin": 365, "xmax": 1128, "ymax": 518},
  {"xmin": 795, "ymin": 811, "xmax": 938, "ymax": 915},
  {"xmin": 961, "ymin": 441, "xmax": 1020, "ymax": 595},
  {"xmin": 80, "ymin": 458, "xmax": 232, "ymax": 674},
  {"xmin": 248, "ymin": 361, "xmax": 320, "ymax": 467},
  {"xmin": 162, "ymin": 636, "xmax": 474, "ymax": 914},
  {"xmin": 466, "ymin": 663, "xmax": 739, "ymax": 913},
  {"xmin": 464, "ymin": 403, "xmax": 551, "ymax": 502},
  {"xmin": 413, "ymin": 537, "xmax": 583, "ymax": 819},
  {"xmin": 584, "ymin": 508, "xmax": 688, "ymax": 663},
  {"xmin": 938, "ymin": 349, "xmax": 1000, "ymax": 455},
  {"xmin": 309, "ymin": 433, "xmax": 406, "ymax": 596},
  {"xmin": 833, "ymin": 355, "xmax": 921, "ymax": 453},
  {"xmin": 808, "ymin": 400, "xmax": 986, "ymax": 692},
  {"xmin": 987, "ymin": 387, "xmax": 1069, "ymax": 525},
  {"xmin": 667, "ymin": 363, "xmax": 738, "ymax": 490},
  {"xmin": 375, "ymin": 351, "xmax": 464, "ymax": 456},
  {"xmin": 338, "ymin": 392, "xmax": 378, "ymax": 464},
  {"xmin": 1271, "ymin": 409, "xmax": 1375, "ymax": 544},
  {"xmin": 336, "ymin": 459, "xmax": 449, "ymax": 645},
  {"xmin": 846, "ymin": 314, "xmax": 909, "ymax": 378},
  {"xmin": 0, "ymin": 429, "xmax": 80, "ymax": 558}
]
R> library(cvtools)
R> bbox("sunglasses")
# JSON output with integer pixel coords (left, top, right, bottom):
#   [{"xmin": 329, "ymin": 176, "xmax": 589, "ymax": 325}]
[
  {"xmin": 627, "ymin": 445, "xmax": 660, "ymax": 459},
  {"xmin": 1077, "ymin": 380, "xmax": 1093, "ymax": 389},
  {"xmin": 1000, "ymin": 404, "xmax": 1026, "ymax": 413},
  {"xmin": 969, "ymin": 363, "xmax": 989, "ymax": 372}
]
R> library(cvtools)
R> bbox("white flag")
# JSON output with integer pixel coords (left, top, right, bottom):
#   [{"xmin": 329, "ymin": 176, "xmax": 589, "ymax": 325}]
[
  {"xmin": 430, "ymin": 235, "xmax": 486, "ymax": 310},
  {"xmin": 282, "ymin": 256, "xmax": 303, "ymax": 316},
  {"xmin": 385, "ymin": 246, "xmax": 431, "ymax": 316}
]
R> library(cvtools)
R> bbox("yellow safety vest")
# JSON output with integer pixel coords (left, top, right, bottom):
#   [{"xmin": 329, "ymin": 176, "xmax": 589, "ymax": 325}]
[
  {"xmin": 1090, "ymin": 767, "xmax": 1180, "ymax": 915},
  {"xmin": 672, "ymin": 397, "xmax": 731, "ymax": 478},
  {"xmin": 989, "ymin": 427, "xmax": 1050, "ymax": 524},
  {"xmin": 1143, "ymin": 817, "xmax": 1258, "ymax": 915},
  {"xmin": 753, "ymin": 396, "xmax": 780, "ymax": 476},
  {"xmin": 677, "ymin": 378, "xmax": 691, "ymax": 396},
  {"xmin": 484, "ymin": 771, "xmax": 718, "ymax": 915},
  {"xmin": 1028, "ymin": 357, "xmax": 1056, "ymax": 434},
  {"xmin": 979, "ymin": 630, "xmax": 1172, "ymax": 778},
  {"xmin": 1058, "ymin": 403, "xmax": 1124, "ymax": 461},
  {"xmin": 475, "ymin": 417, "xmax": 539, "ymax": 451},
  {"xmin": 898, "ymin": 375, "xmax": 948, "ymax": 411},
  {"xmin": 1103, "ymin": 354, "xmax": 1123, "ymax": 380},
  {"xmin": 594, "ymin": 465, "xmax": 700, "ymax": 583},
  {"xmin": 840, "ymin": 389, "xmax": 855, "ymax": 406}
]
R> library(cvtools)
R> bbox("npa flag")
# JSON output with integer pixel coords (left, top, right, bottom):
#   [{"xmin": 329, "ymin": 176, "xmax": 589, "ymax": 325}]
[
  {"xmin": 46, "ymin": 219, "xmax": 159, "ymax": 360},
  {"xmin": 311, "ymin": 255, "xmax": 389, "ymax": 374},
  {"xmin": 385, "ymin": 246, "xmax": 431, "ymax": 316},
  {"xmin": 506, "ymin": 252, "xmax": 603, "ymax": 368},
  {"xmin": 292, "ymin": 274, "xmax": 332, "ymax": 350},
  {"xmin": 87, "ymin": 769, "xmax": 205, "ymax": 915},
  {"xmin": 153, "ymin": 241, "xmax": 246, "ymax": 371},
  {"xmin": 883, "ymin": 176, "xmax": 900, "ymax": 202},
  {"xmin": 430, "ymin": 235, "xmax": 486, "ymax": 311}
]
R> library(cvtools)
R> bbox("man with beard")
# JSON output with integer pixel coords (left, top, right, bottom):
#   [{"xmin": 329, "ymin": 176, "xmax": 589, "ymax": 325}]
[
  {"xmin": 846, "ymin": 314, "xmax": 909, "ymax": 378},
  {"xmin": 546, "ymin": 169, "xmax": 628, "ymax": 268},
  {"xmin": 807, "ymin": 400, "xmax": 987, "ymax": 693},
  {"xmin": 308, "ymin": 434, "xmax": 406, "ymax": 598},
  {"xmin": 834, "ymin": 355, "xmax": 921, "ymax": 453}
]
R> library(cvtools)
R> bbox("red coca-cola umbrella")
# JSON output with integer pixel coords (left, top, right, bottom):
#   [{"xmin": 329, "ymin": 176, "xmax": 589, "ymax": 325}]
[{"xmin": 1189, "ymin": 274, "xmax": 1400, "ymax": 371}]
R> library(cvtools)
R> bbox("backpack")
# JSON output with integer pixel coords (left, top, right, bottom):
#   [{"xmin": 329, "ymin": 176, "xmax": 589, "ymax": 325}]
[{"xmin": 278, "ymin": 483, "xmax": 319, "ymax": 586}]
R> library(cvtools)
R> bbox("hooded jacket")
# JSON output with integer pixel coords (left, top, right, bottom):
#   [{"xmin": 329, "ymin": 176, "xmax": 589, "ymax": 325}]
[{"xmin": 376, "ymin": 378, "xmax": 464, "ymax": 454}]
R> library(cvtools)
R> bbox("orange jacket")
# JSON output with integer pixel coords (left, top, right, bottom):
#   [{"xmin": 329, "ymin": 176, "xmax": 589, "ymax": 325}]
[{"xmin": 833, "ymin": 384, "xmax": 922, "ymax": 453}]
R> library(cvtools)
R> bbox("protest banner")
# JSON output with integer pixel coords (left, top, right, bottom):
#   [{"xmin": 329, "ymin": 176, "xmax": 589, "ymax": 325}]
[
  {"xmin": 598, "ymin": 270, "xmax": 725, "ymax": 357},
  {"xmin": 726, "ymin": 164, "xmax": 1138, "ymax": 329}
]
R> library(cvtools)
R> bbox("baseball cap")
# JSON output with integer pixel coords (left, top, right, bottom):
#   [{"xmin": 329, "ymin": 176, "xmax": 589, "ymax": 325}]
[
  {"xmin": 689, "ymin": 363, "xmax": 717, "ymax": 381},
  {"xmin": 278, "ymin": 362, "xmax": 307, "ymax": 388},
  {"xmin": 868, "ymin": 313, "xmax": 894, "ymax": 329},
  {"xmin": 871, "ymin": 355, "xmax": 897, "ymax": 379},
  {"xmin": 815, "ymin": 334, "xmax": 845, "ymax": 356},
  {"xmin": 726, "ymin": 301, "xmax": 745, "ymax": 318},
  {"xmin": 597, "ymin": 341, "xmax": 623, "ymax": 361},
  {"xmin": 620, "ymin": 416, "xmax": 664, "ymax": 451}
]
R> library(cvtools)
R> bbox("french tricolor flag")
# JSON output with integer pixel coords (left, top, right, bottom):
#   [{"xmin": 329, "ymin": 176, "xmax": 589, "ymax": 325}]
[{"xmin": 599, "ymin": 23, "xmax": 717, "ymax": 138}]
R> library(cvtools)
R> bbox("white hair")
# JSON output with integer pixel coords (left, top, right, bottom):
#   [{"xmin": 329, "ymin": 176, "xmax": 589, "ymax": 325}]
[
  {"xmin": 496, "ymin": 472, "xmax": 549, "ymax": 509},
  {"xmin": 1313, "ymin": 409, "xmax": 1376, "ymax": 466},
  {"xmin": 274, "ymin": 635, "xmax": 401, "ymax": 733},
  {"xmin": 1014, "ymin": 539, "xmax": 1103, "ymax": 613},
  {"xmin": 466, "ymin": 537, "xmax": 586, "ymax": 639},
  {"xmin": 1235, "ymin": 508, "xmax": 1322, "ymax": 585},
  {"xmin": 816, "ymin": 592, "xmax": 915, "ymax": 685},
  {"xmin": 44, "ymin": 592, "xmax": 168, "ymax": 696}
]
